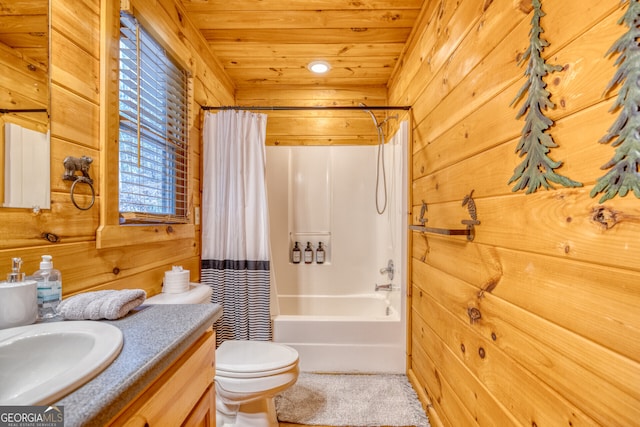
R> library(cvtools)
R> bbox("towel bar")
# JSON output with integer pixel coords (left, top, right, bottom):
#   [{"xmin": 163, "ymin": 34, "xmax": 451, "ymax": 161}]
[{"xmin": 410, "ymin": 191, "xmax": 480, "ymax": 241}]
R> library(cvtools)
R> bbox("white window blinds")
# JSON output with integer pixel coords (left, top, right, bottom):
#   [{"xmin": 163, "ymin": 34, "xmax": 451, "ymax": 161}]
[{"xmin": 118, "ymin": 11, "xmax": 188, "ymax": 223}]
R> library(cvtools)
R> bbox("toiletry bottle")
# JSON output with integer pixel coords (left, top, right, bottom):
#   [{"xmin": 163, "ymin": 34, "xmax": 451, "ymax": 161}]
[
  {"xmin": 1, "ymin": 258, "xmax": 37, "ymax": 329},
  {"xmin": 32, "ymin": 255, "xmax": 62, "ymax": 319},
  {"xmin": 316, "ymin": 242, "xmax": 325, "ymax": 264},
  {"xmin": 7, "ymin": 257, "xmax": 26, "ymax": 283},
  {"xmin": 292, "ymin": 241, "xmax": 301, "ymax": 264},
  {"xmin": 304, "ymin": 242, "xmax": 313, "ymax": 264}
]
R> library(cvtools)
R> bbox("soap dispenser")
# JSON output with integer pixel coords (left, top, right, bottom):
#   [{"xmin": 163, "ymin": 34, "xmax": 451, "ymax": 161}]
[
  {"xmin": 292, "ymin": 241, "xmax": 301, "ymax": 264},
  {"xmin": 0, "ymin": 258, "xmax": 37, "ymax": 329},
  {"xmin": 32, "ymin": 255, "xmax": 62, "ymax": 319},
  {"xmin": 316, "ymin": 242, "xmax": 325, "ymax": 264},
  {"xmin": 7, "ymin": 257, "xmax": 26, "ymax": 283},
  {"xmin": 304, "ymin": 242, "xmax": 314, "ymax": 264}
]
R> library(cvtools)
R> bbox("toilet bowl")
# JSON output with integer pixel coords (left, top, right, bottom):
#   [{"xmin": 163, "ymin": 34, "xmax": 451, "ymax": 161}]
[
  {"xmin": 215, "ymin": 340, "xmax": 299, "ymax": 427},
  {"xmin": 146, "ymin": 283, "xmax": 299, "ymax": 427}
]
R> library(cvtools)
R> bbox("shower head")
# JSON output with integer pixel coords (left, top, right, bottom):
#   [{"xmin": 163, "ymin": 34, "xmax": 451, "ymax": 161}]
[{"xmin": 360, "ymin": 103, "xmax": 391, "ymax": 215}]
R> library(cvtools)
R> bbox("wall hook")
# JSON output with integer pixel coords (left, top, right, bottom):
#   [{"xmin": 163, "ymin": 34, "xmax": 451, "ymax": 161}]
[
  {"xmin": 418, "ymin": 200, "xmax": 428, "ymax": 224},
  {"xmin": 62, "ymin": 155, "xmax": 93, "ymax": 184},
  {"xmin": 461, "ymin": 189, "xmax": 480, "ymax": 241}
]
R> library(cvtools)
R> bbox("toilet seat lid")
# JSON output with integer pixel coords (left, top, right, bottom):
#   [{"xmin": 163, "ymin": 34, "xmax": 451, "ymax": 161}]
[{"xmin": 216, "ymin": 340, "xmax": 298, "ymax": 374}]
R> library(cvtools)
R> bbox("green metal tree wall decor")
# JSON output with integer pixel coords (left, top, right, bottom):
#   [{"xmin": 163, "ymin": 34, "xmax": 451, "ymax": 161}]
[
  {"xmin": 591, "ymin": 0, "xmax": 640, "ymax": 203},
  {"xmin": 509, "ymin": 0, "xmax": 582, "ymax": 193}
]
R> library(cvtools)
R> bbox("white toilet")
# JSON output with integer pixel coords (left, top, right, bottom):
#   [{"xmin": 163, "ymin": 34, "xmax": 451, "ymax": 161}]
[{"xmin": 146, "ymin": 283, "xmax": 299, "ymax": 427}]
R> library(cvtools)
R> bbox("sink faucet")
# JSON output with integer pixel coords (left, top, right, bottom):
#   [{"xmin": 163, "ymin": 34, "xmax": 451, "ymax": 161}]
[{"xmin": 379, "ymin": 259, "xmax": 394, "ymax": 281}]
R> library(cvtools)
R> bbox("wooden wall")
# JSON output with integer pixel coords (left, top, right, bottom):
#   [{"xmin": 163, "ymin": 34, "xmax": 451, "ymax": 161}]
[
  {"xmin": 236, "ymin": 86, "xmax": 391, "ymax": 146},
  {"xmin": 389, "ymin": 0, "xmax": 640, "ymax": 426},
  {"xmin": 2, "ymin": 0, "xmax": 638, "ymax": 424},
  {"xmin": 0, "ymin": 0, "xmax": 233, "ymax": 298}
]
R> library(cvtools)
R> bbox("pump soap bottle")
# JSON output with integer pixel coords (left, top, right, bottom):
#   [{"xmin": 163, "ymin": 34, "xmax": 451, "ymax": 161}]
[
  {"xmin": 0, "ymin": 258, "xmax": 37, "ymax": 329},
  {"xmin": 316, "ymin": 242, "xmax": 325, "ymax": 264},
  {"xmin": 32, "ymin": 255, "xmax": 62, "ymax": 319},
  {"xmin": 292, "ymin": 242, "xmax": 302, "ymax": 264},
  {"xmin": 304, "ymin": 242, "xmax": 314, "ymax": 264}
]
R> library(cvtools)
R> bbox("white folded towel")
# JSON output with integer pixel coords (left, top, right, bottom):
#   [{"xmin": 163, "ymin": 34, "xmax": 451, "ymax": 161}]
[{"xmin": 57, "ymin": 289, "xmax": 146, "ymax": 320}]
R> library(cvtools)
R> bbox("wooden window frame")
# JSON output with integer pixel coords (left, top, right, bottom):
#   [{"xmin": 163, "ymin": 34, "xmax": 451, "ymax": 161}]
[{"xmin": 97, "ymin": 0, "xmax": 194, "ymax": 249}]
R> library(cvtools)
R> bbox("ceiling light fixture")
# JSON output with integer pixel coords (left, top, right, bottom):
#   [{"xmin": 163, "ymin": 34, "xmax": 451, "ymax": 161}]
[{"xmin": 308, "ymin": 60, "xmax": 331, "ymax": 74}]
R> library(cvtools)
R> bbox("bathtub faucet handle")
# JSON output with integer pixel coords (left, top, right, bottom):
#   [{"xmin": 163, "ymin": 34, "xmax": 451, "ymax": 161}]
[{"xmin": 379, "ymin": 259, "xmax": 394, "ymax": 280}]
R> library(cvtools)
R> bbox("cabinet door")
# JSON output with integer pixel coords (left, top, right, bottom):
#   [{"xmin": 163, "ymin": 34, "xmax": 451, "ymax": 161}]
[
  {"xmin": 109, "ymin": 329, "xmax": 216, "ymax": 426},
  {"xmin": 182, "ymin": 384, "xmax": 215, "ymax": 427}
]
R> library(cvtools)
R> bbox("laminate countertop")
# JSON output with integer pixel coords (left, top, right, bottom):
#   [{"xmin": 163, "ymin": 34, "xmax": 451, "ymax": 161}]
[{"xmin": 55, "ymin": 303, "xmax": 222, "ymax": 426}]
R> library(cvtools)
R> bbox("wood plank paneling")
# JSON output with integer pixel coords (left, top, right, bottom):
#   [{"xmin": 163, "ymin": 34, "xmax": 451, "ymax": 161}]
[
  {"xmin": 235, "ymin": 86, "xmax": 391, "ymax": 147},
  {"xmin": 3, "ymin": 1, "xmax": 637, "ymax": 425},
  {"xmin": 181, "ymin": 0, "xmax": 422, "ymax": 90},
  {"xmin": 185, "ymin": 9, "xmax": 419, "ymax": 30},
  {"xmin": 413, "ymin": 262, "xmax": 640, "ymax": 426},
  {"xmin": 226, "ymin": 67, "xmax": 394, "ymax": 87},
  {"xmin": 411, "ymin": 234, "xmax": 640, "ymax": 364},
  {"xmin": 0, "ymin": 0, "xmax": 231, "ymax": 299},
  {"xmin": 49, "ymin": 85, "xmax": 100, "ymax": 148},
  {"xmin": 411, "ymin": 193, "xmax": 640, "ymax": 272},
  {"xmin": 50, "ymin": 29, "xmax": 99, "ymax": 103},
  {"xmin": 236, "ymin": 86, "xmax": 388, "ymax": 106},
  {"xmin": 206, "ymin": 28, "xmax": 412, "ymax": 45},
  {"xmin": 210, "ymin": 43, "xmax": 404, "ymax": 60},
  {"xmin": 411, "ymin": 307, "xmax": 518, "ymax": 427},
  {"xmin": 391, "ymin": 0, "xmax": 640, "ymax": 424},
  {"xmin": 412, "ymin": 278, "xmax": 598, "ymax": 426},
  {"xmin": 51, "ymin": 0, "xmax": 100, "ymax": 58},
  {"xmin": 182, "ymin": 0, "xmax": 424, "ymax": 12}
]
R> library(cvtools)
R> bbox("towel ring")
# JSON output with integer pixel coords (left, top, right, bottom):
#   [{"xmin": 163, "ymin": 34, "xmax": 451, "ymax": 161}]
[
  {"xmin": 62, "ymin": 155, "xmax": 95, "ymax": 210},
  {"xmin": 70, "ymin": 177, "xmax": 95, "ymax": 210}
]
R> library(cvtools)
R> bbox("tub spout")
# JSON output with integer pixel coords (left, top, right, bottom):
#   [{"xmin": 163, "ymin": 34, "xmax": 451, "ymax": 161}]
[{"xmin": 375, "ymin": 283, "xmax": 393, "ymax": 292}]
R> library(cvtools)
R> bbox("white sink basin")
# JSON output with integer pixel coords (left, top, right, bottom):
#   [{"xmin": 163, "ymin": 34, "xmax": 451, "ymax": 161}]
[{"xmin": 0, "ymin": 321, "xmax": 123, "ymax": 405}]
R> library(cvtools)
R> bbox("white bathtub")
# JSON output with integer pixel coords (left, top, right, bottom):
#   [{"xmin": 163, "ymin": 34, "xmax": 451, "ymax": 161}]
[{"xmin": 273, "ymin": 294, "xmax": 405, "ymax": 373}]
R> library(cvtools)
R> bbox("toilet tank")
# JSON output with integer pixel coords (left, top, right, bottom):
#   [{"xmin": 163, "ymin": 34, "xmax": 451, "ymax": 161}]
[{"xmin": 146, "ymin": 283, "xmax": 212, "ymax": 304}]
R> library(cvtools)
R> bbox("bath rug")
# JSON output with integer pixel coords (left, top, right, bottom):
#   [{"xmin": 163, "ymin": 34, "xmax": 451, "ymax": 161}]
[{"xmin": 275, "ymin": 373, "xmax": 430, "ymax": 427}]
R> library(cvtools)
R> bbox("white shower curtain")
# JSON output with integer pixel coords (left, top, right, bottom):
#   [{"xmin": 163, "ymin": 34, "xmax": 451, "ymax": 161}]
[{"xmin": 201, "ymin": 110, "xmax": 272, "ymax": 345}]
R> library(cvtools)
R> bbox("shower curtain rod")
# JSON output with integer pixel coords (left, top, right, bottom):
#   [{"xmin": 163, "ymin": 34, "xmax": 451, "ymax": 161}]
[{"xmin": 201, "ymin": 105, "xmax": 411, "ymax": 111}]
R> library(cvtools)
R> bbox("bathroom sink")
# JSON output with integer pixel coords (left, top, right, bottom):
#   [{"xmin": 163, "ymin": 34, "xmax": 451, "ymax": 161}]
[{"xmin": 0, "ymin": 321, "xmax": 123, "ymax": 405}]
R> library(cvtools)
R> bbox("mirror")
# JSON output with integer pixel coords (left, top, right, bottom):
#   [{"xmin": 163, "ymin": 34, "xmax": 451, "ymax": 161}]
[{"xmin": 0, "ymin": 1, "xmax": 50, "ymax": 209}]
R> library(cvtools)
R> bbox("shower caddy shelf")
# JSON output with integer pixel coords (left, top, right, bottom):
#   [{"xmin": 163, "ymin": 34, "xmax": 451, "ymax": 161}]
[{"xmin": 409, "ymin": 191, "xmax": 479, "ymax": 242}]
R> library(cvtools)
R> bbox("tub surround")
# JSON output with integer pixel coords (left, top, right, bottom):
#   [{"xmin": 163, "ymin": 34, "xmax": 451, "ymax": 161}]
[
  {"xmin": 267, "ymin": 132, "xmax": 407, "ymax": 374},
  {"xmin": 274, "ymin": 294, "xmax": 403, "ymax": 373},
  {"xmin": 55, "ymin": 303, "xmax": 222, "ymax": 426}
]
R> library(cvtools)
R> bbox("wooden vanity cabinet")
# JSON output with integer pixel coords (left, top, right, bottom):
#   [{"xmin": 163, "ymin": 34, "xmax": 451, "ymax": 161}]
[
  {"xmin": 108, "ymin": 329, "xmax": 216, "ymax": 426},
  {"xmin": 182, "ymin": 384, "xmax": 215, "ymax": 427}
]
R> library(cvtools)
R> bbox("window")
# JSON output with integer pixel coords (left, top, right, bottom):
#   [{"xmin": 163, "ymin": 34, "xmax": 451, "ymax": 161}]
[{"xmin": 118, "ymin": 11, "xmax": 188, "ymax": 223}]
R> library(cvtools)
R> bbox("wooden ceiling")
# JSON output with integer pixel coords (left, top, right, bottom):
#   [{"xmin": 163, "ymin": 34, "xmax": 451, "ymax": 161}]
[{"xmin": 180, "ymin": 0, "xmax": 425, "ymax": 90}]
